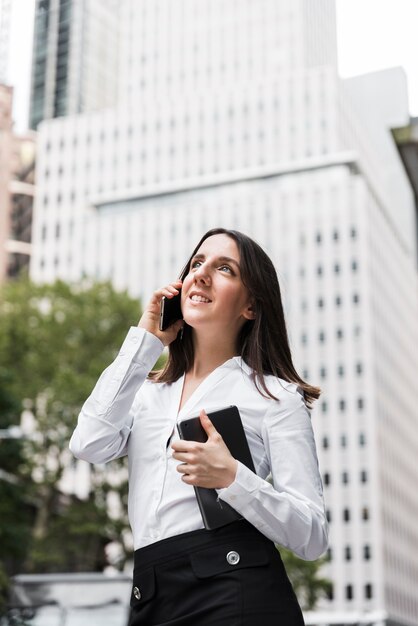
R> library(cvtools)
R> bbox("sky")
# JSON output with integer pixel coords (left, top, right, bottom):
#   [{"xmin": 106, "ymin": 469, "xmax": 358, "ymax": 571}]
[
  {"xmin": 336, "ymin": 0, "xmax": 418, "ymax": 116},
  {"xmin": 2, "ymin": 0, "xmax": 418, "ymax": 132}
]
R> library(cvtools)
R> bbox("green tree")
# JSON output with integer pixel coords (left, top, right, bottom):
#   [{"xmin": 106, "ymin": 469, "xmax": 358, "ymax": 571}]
[
  {"xmin": 0, "ymin": 277, "xmax": 142, "ymax": 577},
  {"xmin": 0, "ymin": 368, "xmax": 33, "ymax": 611},
  {"xmin": 279, "ymin": 547, "xmax": 332, "ymax": 610}
]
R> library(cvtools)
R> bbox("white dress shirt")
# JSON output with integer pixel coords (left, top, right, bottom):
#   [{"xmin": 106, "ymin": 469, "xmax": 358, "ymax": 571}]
[{"xmin": 69, "ymin": 327, "xmax": 328, "ymax": 560}]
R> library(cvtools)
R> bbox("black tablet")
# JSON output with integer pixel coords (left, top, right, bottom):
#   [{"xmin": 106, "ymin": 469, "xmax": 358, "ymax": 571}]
[{"xmin": 177, "ymin": 405, "xmax": 255, "ymax": 530}]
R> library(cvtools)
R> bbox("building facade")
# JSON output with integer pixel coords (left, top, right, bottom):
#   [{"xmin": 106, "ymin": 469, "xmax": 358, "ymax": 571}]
[
  {"xmin": 0, "ymin": 82, "xmax": 36, "ymax": 282},
  {"xmin": 29, "ymin": 0, "xmax": 120, "ymax": 130},
  {"xmin": 0, "ymin": 82, "xmax": 14, "ymax": 282},
  {"xmin": 30, "ymin": 1, "xmax": 418, "ymax": 624}
]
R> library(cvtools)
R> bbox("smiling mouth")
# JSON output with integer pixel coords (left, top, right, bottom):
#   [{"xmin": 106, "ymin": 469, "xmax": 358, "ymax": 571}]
[{"xmin": 190, "ymin": 295, "xmax": 212, "ymax": 303}]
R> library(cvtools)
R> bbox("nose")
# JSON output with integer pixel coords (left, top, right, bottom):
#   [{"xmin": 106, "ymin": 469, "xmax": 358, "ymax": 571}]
[{"xmin": 194, "ymin": 262, "xmax": 211, "ymax": 284}]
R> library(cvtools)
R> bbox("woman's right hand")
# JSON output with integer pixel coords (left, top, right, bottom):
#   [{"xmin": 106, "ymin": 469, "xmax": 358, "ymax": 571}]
[{"xmin": 137, "ymin": 280, "xmax": 183, "ymax": 346}]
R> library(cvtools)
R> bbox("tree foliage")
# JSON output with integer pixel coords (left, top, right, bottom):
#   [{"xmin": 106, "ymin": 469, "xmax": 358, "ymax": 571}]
[
  {"xmin": 0, "ymin": 277, "xmax": 141, "ymax": 579},
  {"xmin": 279, "ymin": 547, "xmax": 331, "ymax": 610}
]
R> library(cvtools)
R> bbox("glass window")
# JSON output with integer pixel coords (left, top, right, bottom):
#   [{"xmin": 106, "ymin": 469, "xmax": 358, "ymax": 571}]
[
  {"xmin": 364, "ymin": 545, "xmax": 371, "ymax": 560},
  {"xmin": 344, "ymin": 546, "xmax": 352, "ymax": 561},
  {"xmin": 360, "ymin": 470, "xmax": 368, "ymax": 483},
  {"xmin": 362, "ymin": 507, "xmax": 369, "ymax": 521},
  {"xmin": 321, "ymin": 401, "xmax": 328, "ymax": 413},
  {"xmin": 326, "ymin": 584, "xmax": 334, "ymax": 601},
  {"xmin": 359, "ymin": 433, "xmax": 366, "ymax": 446},
  {"xmin": 338, "ymin": 365, "xmax": 344, "ymax": 377},
  {"xmin": 333, "ymin": 230, "xmax": 339, "ymax": 241},
  {"xmin": 323, "ymin": 472, "xmax": 330, "ymax": 486},
  {"xmin": 340, "ymin": 434, "xmax": 347, "ymax": 447},
  {"xmin": 318, "ymin": 297, "xmax": 324, "ymax": 308},
  {"xmin": 342, "ymin": 471, "xmax": 349, "ymax": 484},
  {"xmin": 316, "ymin": 233, "xmax": 322, "ymax": 244},
  {"xmin": 319, "ymin": 330, "xmax": 326, "ymax": 342},
  {"xmin": 335, "ymin": 295, "xmax": 342, "ymax": 306},
  {"xmin": 343, "ymin": 508, "xmax": 350, "ymax": 522},
  {"xmin": 336, "ymin": 328, "xmax": 344, "ymax": 340},
  {"xmin": 351, "ymin": 227, "xmax": 357, "ymax": 239},
  {"xmin": 317, "ymin": 265, "xmax": 323, "ymax": 276},
  {"xmin": 320, "ymin": 366, "xmax": 326, "ymax": 379},
  {"xmin": 322, "ymin": 436, "xmax": 329, "ymax": 449},
  {"xmin": 334, "ymin": 263, "xmax": 340, "ymax": 274},
  {"xmin": 346, "ymin": 584, "xmax": 353, "ymax": 600},
  {"xmin": 356, "ymin": 362, "xmax": 363, "ymax": 375},
  {"xmin": 326, "ymin": 509, "xmax": 332, "ymax": 522},
  {"xmin": 351, "ymin": 260, "xmax": 358, "ymax": 272},
  {"xmin": 357, "ymin": 397, "xmax": 364, "ymax": 410},
  {"xmin": 339, "ymin": 399, "xmax": 346, "ymax": 412},
  {"xmin": 365, "ymin": 583, "xmax": 373, "ymax": 599}
]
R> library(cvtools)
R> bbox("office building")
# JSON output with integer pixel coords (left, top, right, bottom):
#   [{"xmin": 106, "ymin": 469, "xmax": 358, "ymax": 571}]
[
  {"xmin": 29, "ymin": 0, "xmax": 120, "ymax": 130},
  {"xmin": 0, "ymin": 83, "xmax": 35, "ymax": 281},
  {"xmin": 0, "ymin": 82, "xmax": 14, "ymax": 282}
]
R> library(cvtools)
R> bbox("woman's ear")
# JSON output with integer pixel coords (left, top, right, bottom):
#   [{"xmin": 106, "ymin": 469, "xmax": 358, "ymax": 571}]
[{"xmin": 243, "ymin": 302, "xmax": 256, "ymax": 320}]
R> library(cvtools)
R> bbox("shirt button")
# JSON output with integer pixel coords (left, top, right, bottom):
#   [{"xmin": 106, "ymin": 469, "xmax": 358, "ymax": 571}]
[
  {"xmin": 226, "ymin": 551, "xmax": 240, "ymax": 565},
  {"xmin": 133, "ymin": 586, "xmax": 141, "ymax": 600}
]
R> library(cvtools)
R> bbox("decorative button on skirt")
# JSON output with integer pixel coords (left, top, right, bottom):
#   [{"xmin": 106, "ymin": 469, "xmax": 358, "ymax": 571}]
[{"xmin": 129, "ymin": 520, "xmax": 304, "ymax": 626}]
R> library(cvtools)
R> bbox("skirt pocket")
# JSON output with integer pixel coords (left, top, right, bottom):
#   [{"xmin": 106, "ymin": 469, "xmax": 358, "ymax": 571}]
[
  {"xmin": 129, "ymin": 566, "xmax": 156, "ymax": 609},
  {"xmin": 190, "ymin": 539, "xmax": 269, "ymax": 578}
]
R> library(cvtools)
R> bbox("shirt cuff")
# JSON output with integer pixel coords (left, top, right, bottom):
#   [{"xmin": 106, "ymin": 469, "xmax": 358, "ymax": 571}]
[
  {"xmin": 119, "ymin": 327, "xmax": 164, "ymax": 367},
  {"xmin": 217, "ymin": 461, "xmax": 263, "ymax": 506}
]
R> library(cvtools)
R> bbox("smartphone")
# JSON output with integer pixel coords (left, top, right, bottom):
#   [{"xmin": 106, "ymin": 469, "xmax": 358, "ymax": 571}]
[{"xmin": 159, "ymin": 290, "xmax": 182, "ymax": 331}]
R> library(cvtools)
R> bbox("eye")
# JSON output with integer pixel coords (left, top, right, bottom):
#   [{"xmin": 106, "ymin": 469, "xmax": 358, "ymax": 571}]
[
  {"xmin": 219, "ymin": 264, "xmax": 233, "ymax": 274},
  {"xmin": 191, "ymin": 260, "xmax": 202, "ymax": 269}
]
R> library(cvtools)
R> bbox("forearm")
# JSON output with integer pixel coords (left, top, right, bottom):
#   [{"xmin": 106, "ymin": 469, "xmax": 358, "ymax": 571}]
[
  {"xmin": 217, "ymin": 462, "xmax": 328, "ymax": 560},
  {"xmin": 69, "ymin": 327, "xmax": 164, "ymax": 463}
]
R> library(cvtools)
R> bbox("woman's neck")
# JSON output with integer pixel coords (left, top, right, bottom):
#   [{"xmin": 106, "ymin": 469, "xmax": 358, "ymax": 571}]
[{"xmin": 188, "ymin": 331, "xmax": 238, "ymax": 379}]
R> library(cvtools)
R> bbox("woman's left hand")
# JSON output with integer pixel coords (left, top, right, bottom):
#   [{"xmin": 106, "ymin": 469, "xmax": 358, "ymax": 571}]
[{"xmin": 171, "ymin": 410, "xmax": 238, "ymax": 489}]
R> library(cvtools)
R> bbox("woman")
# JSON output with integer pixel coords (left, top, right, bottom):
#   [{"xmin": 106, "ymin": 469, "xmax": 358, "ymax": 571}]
[{"xmin": 70, "ymin": 228, "xmax": 328, "ymax": 625}]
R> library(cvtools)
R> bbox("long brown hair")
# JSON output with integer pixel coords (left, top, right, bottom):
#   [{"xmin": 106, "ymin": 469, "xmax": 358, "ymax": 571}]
[{"xmin": 150, "ymin": 228, "xmax": 320, "ymax": 407}]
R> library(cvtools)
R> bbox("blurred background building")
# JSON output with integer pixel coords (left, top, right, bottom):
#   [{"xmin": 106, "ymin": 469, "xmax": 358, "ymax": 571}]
[
  {"xmin": 29, "ymin": 0, "xmax": 120, "ymax": 130},
  {"xmin": 0, "ymin": 83, "xmax": 35, "ymax": 282},
  {"xmin": 2, "ymin": 0, "xmax": 418, "ymax": 624},
  {"xmin": 392, "ymin": 116, "xmax": 418, "ymax": 258}
]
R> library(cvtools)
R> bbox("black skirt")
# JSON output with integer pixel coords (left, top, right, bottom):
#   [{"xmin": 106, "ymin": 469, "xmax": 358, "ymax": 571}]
[{"xmin": 129, "ymin": 519, "xmax": 304, "ymax": 626}]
